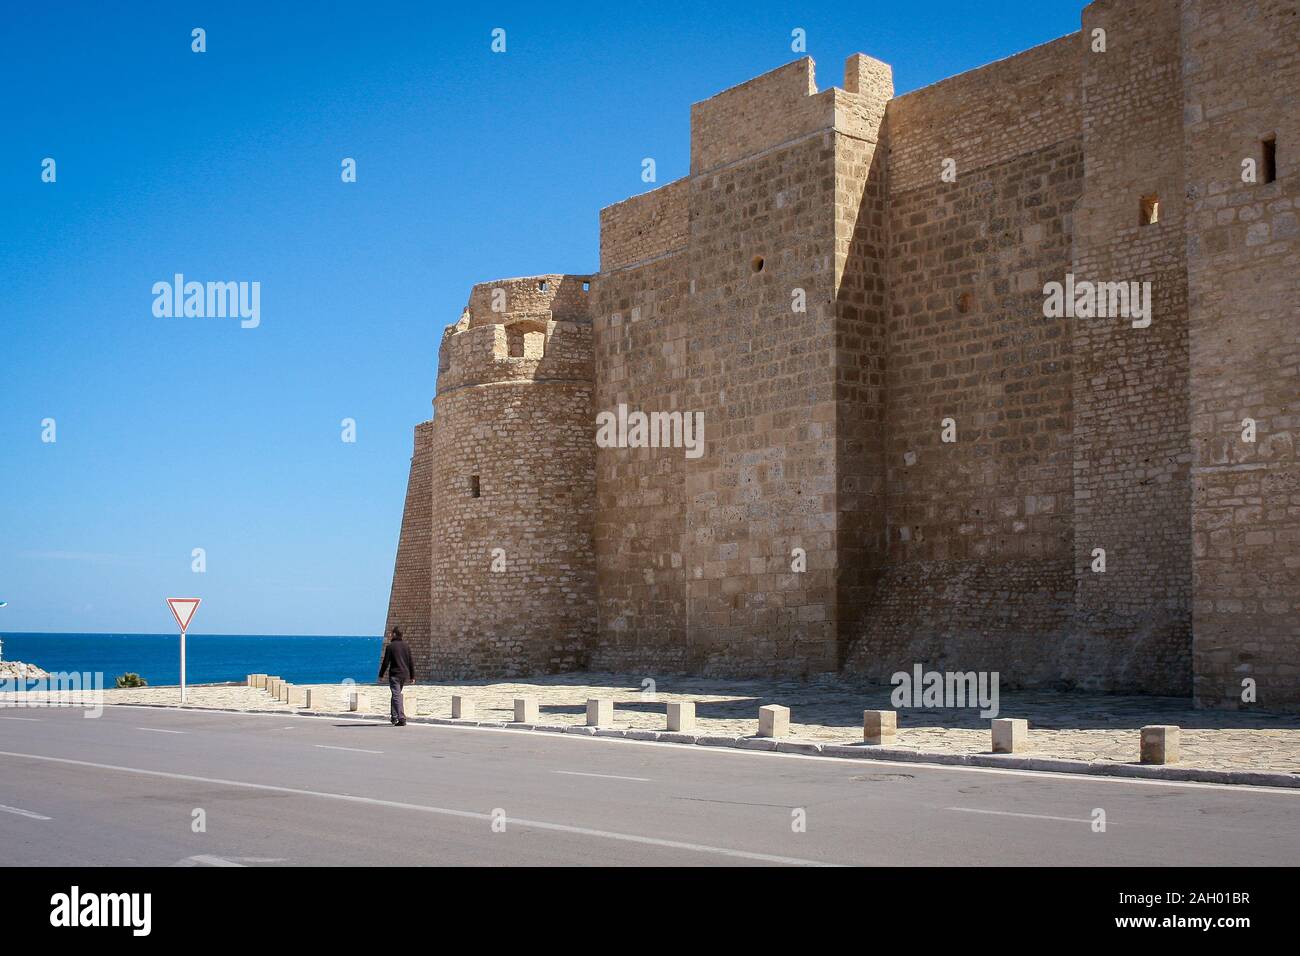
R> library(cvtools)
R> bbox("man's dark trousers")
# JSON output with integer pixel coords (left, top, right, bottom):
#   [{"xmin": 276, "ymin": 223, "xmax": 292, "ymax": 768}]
[{"xmin": 389, "ymin": 676, "xmax": 406, "ymax": 723}]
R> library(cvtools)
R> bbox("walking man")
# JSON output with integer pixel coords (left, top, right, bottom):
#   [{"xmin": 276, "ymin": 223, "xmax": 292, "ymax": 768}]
[{"xmin": 378, "ymin": 626, "xmax": 416, "ymax": 726}]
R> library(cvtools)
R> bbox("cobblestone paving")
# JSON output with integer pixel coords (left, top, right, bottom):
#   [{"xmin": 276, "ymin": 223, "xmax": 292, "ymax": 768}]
[{"xmin": 14, "ymin": 673, "xmax": 1296, "ymax": 776}]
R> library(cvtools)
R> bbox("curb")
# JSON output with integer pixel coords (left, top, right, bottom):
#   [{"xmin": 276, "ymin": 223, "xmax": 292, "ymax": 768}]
[{"xmin": 107, "ymin": 702, "xmax": 1300, "ymax": 789}]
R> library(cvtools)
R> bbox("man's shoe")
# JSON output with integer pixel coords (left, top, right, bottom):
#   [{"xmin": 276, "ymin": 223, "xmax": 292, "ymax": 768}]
[{"xmin": 396, "ymin": 720, "xmax": 407, "ymax": 726}]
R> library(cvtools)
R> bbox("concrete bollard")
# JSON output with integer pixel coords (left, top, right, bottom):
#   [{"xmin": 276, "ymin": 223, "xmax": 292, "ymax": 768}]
[
  {"xmin": 757, "ymin": 704, "xmax": 790, "ymax": 738},
  {"xmin": 1141, "ymin": 725, "xmax": 1181, "ymax": 764},
  {"xmin": 246, "ymin": 674, "xmax": 257, "ymax": 687},
  {"xmin": 278, "ymin": 682, "xmax": 291, "ymax": 703},
  {"xmin": 863, "ymin": 710, "xmax": 897, "ymax": 745},
  {"xmin": 289, "ymin": 686, "xmax": 311, "ymax": 708},
  {"xmin": 347, "ymin": 690, "xmax": 364, "ymax": 713},
  {"xmin": 513, "ymin": 697, "xmax": 538, "ymax": 723},
  {"xmin": 267, "ymin": 676, "xmax": 282, "ymax": 695},
  {"xmin": 586, "ymin": 698, "xmax": 614, "ymax": 727},
  {"xmin": 992, "ymin": 718, "xmax": 1028, "ymax": 753},
  {"xmin": 404, "ymin": 688, "xmax": 419, "ymax": 716},
  {"xmin": 666, "ymin": 701, "xmax": 696, "ymax": 733},
  {"xmin": 251, "ymin": 674, "xmax": 267, "ymax": 689},
  {"xmin": 451, "ymin": 695, "xmax": 475, "ymax": 719}
]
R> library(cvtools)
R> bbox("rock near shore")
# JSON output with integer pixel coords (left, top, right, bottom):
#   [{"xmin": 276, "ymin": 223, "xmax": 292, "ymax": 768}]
[{"xmin": 0, "ymin": 661, "xmax": 50, "ymax": 680}]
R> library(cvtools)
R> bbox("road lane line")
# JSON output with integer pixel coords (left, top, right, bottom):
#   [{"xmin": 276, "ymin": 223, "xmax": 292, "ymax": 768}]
[
  {"xmin": 947, "ymin": 806, "xmax": 1092, "ymax": 824},
  {"xmin": 137, "ymin": 727, "xmax": 187, "ymax": 735},
  {"xmin": 554, "ymin": 770, "xmax": 650, "ymax": 782},
  {"xmin": 0, "ymin": 803, "xmax": 52, "ymax": 821},
  {"xmin": 171, "ymin": 854, "xmax": 285, "ymax": 867},
  {"xmin": 0, "ymin": 716, "xmax": 42, "ymax": 722},
  {"xmin": 0, "ymin": 749, "xmax": 836, "ymax": 866},
  {"xmin": 314, "ymin": 744, "xmax": 383, "ymax": 755}
]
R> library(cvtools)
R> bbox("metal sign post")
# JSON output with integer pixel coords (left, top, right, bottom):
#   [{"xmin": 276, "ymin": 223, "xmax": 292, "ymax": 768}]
[{"xmin": 166, "ymin": 598, "xmax": 201, "ymax": 704}]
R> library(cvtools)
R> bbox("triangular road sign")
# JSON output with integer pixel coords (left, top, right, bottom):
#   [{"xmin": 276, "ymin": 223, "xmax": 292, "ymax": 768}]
[{"xmin": 167, "ymin": 597, "xmax": 201, "ymax": 632}]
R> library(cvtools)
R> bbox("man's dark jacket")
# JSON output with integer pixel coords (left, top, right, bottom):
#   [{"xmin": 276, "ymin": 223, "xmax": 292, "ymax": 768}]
[{"xmin": 378, "ymin": 639, "xmax": 416, "ymax": 682}]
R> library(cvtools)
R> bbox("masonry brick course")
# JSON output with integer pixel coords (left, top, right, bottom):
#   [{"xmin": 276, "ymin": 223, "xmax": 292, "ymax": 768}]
[{"xmin": 385, "ymin": 0, "xmax": 1299, "ymax": 710}]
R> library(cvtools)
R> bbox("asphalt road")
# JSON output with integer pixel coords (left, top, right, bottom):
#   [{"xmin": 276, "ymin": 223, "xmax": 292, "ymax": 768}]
[{"xmin": 0, "ymin": 705, "xmax": 1296, "ymax": 866}]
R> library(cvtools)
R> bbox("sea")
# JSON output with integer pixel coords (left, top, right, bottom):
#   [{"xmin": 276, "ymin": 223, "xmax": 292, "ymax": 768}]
[{"xmin": 0, "ymin": 633, "xmax": 383, "ymax": 686}]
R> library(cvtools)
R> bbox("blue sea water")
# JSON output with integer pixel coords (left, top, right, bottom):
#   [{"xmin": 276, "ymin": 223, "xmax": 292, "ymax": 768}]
[{"xmin": 0, "ymin": 633, "xmax": 382, "ymax": 686}]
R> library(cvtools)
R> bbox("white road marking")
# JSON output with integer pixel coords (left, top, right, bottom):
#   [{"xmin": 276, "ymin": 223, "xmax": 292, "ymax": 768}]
[
  {"xmin": 137, "ymin": 727, "xmax": 187, "ymax": 735},
  {"xmin": 314, "ymin": 744, "xmax": 383, "ymax": 755},
  {"xmin": 554, "ymin": 770, "xmax": 650, "ymax": 782},
  {"xmin": 947, "ymin": 806, "xmax": 1092, "ymax": 824},
  {"xmin": 101, "ymin": 704, "xmax": 1300, "ymax": 796},
  {"xmin": 0, "ymin": 716, "xmax": 42, "ymax": 722},
  {"xmin": 172, "ymin": 854, "xmax": 286, "ymax": 867},
  {"xmin": 0, "ymin": 750, "xmax": 835, "ymax": 867},
  {"xmin": 0, "ymin": 803, "xmax": 52, "ymax": 821}
]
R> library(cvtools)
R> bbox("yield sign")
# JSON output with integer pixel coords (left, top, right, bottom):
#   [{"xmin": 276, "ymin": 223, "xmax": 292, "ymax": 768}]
[{"xmin": 167, "ymin": 597, "xmax": 201, "ymax": 632}]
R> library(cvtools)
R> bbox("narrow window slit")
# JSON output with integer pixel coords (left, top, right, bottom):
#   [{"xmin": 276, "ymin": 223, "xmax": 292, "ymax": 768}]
[{"xmin": 1140, "ymin": 194, "xmax": 1159, "ymax": 226}]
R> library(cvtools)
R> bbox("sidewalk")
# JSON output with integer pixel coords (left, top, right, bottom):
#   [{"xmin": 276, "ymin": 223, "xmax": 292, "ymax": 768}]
[{"xmin": 48, "ymin": 672, "xmax": 1300, "ymax": 777}]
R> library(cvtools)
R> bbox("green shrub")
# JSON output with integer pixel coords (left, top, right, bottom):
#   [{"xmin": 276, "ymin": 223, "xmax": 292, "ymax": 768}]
[{"xmin": 115, "ymin": 672, "xmax": 148, "ymax": 688}]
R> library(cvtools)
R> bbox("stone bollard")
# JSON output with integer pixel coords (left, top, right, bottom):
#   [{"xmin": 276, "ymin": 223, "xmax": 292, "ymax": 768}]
[
  {"xmin": 452, "ymin": 695, "xmax": 475, "ymax": 719},
  {"xmin": 289, "ymin": 686, "xmax": 311, "ymax": 708},
  {"xmin": 267, "ymin": 676, "xmax": 282, "ymax": 696},
  {"xmin": 347, "ymin": 690, "xmax": 365, "ymax": 713},
  {"xmin": 1141, "ymin": 725, "xmax": 1180, "ymax": 764},
  {"xmin": 992, "ymin": 718, "xmax": 1028, "ymax": 754},
  {"xmin": 251, "ymin": 674, "xmax": 267, "ymax": 689},
  {"xmin": 757, "ymin": 704, "xmax": 790, "ymax": 738},
  {"xmin": 404, "ymin": 688, "xmax": 419, "ymax": 716},
  {"xmin": 246, "ymin": 674, "xmax": 258, "ymax": 688},
  {"xmin": 863, "ymin": 710, "xmax": 897, "ymax": 745},
  {"xmin": 513, "ymin": 697, "xmax": 538, "ymax": 723},
  {"xmin": 586, "ymin": 698, "xmax": 613, "ymax": 727},
  {"xmin": 278, "ymin": 682, "xmax": 291, "ymax": 703},
  {"xmin": 666, "ymin": 701, "xmax": 696, "ymax": 733}
]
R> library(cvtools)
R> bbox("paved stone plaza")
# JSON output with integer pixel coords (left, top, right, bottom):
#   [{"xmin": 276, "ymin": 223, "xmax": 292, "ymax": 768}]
[{"xmin": 49, "ymin": 674, "xmax": 1300, "ymax": 776}]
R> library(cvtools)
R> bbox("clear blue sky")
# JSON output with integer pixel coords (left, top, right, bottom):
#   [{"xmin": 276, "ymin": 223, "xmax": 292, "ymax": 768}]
[{"xmin": 0, "ymin": 1, "xmax": 1084, "ymax": 636}]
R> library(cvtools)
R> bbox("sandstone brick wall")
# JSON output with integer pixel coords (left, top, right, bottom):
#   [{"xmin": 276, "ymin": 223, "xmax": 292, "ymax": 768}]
[
  {"xmin": 674, "ymin": 128, "xmax": 841, "ymax": 676},
  {"xmin": 833, "ymin": 55, "xmax": 893, "ymax": 665},
  {"xmin": 885, "ymin": 34, "xmax": 1081, "ymax": 194},
  {"xmin": 836, "ymin": 28, "xmax": 1085, "ymax": 686},
  {"xmin": 383, "ymin": 419, "xmax": 434, "ymax": 677},
  {"xmin": 690, "ymin": 58, "xmax": 823, "ymax": 173},
  {"xmin": 593, "ymin": 128, "xmax": 845, "ymax": 677},
  {"xmin": 847, "ymin": 136, "xmax": 1084, "ymax": 685},
  {"xmin": 1071, "ymin": 0, "xmax": 1192, "ymax": 694},
  {"xmin": 592, "ymin": 251, "xmax": 693, "ymax": 672},
  {"xmin": 1181, "ymin": 0, "xmax": 1300, "ymax": 709},
  {"xmin": 384, "ymin": 0, "xmax": 1298, "ymax": 707},
  {"xmin": 588, "ymin": 56, "xmax": 894, "ymax": 677},
  {"xmin": 422, "ymin": 276, "xmax": 597, "ymax": 678},
  {"xmin": 599, "ymin": 180, "xmax": 688, "ymax": 273}
]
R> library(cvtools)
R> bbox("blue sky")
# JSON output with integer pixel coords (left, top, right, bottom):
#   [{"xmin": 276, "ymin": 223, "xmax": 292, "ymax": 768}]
[{"xmin": 0, "ymin": 1, "xmax": 1084, "ymax": 635}]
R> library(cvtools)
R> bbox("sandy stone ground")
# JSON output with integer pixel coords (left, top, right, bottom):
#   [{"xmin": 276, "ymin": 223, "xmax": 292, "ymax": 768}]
[{"xmin": 16, "ymin": 673, "xmax": 1298, "ymax": 776}]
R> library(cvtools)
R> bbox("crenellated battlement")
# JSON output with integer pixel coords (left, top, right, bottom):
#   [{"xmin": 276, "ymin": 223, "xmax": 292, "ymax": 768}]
[
  {"xmin": 436, "ymin": 274, "xmax": 595, "ymax": 392},
  {"xmin": 454, "ymin": 274, "xmax": 593, "ymax": 332}
]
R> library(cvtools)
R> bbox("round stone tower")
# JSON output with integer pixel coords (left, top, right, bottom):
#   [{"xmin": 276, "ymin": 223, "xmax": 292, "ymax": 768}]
[{"xmin": 425, "ymin": 274, "xmax": 597, "ymax": 677}]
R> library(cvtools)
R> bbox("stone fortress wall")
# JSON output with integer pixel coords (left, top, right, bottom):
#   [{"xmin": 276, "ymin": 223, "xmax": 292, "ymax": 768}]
[{"xmin": 385, "ymin": 0, "xmax": 1298, "ymax": 710}]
